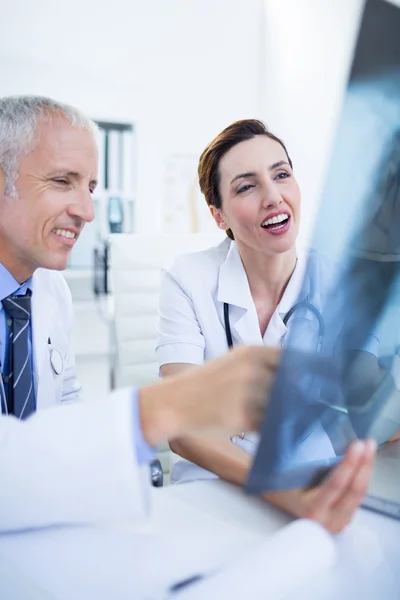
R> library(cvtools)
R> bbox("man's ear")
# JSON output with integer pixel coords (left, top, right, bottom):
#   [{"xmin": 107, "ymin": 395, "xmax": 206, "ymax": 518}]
[
  {"xmin": 0, "ymin": 167, "xmax": 6, "ymax": 198},
  {"xmin": 209, "ymin": 205, "xmax": 228, "ymax": 231}
]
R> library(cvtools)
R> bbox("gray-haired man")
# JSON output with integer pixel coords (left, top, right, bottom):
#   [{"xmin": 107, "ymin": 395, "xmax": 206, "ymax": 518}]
[{"xmin": 0, "ymin": 95, "xmax": 99, "ymax": 417}]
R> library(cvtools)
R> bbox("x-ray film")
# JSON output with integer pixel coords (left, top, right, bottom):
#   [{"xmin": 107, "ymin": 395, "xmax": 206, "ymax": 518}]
[{"xmin": 247, "ymin": 0, "xmax": 400, "ymax": 493}]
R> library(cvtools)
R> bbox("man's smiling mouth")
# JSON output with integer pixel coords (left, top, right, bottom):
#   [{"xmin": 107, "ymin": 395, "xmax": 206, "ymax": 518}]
[{"xmin": 52, "ymin": 228, "xmax": 77, "ymax": 239}]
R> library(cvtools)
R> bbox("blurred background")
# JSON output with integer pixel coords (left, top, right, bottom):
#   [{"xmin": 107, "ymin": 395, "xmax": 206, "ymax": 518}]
[{"xmin": 0, "ymin": 0, "xmax": 369, "ymax": 404}]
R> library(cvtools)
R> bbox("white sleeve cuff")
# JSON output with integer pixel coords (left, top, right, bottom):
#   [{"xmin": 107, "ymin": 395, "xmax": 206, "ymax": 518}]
[{"xmin": 156, "ymin": 342, "xmax": 205, "ymax": 366}]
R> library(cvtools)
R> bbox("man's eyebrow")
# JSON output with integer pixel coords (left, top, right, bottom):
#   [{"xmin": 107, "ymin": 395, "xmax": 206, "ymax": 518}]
[
  {"xmin": 49, "ymin": 170, "xmax": 80, "ymax": 178},
  {"xmin": 230, "ymin": 160, "xmax": 291, "ymax": 185}
]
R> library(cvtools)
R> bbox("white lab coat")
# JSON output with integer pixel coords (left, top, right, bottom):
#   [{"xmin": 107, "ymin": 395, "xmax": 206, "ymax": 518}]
[
  {"xmin": 157, "ymin": 239, "xmax": 309, "ymax": 365},
  {"xmin": 0, "ymin": 388, "xmax": 149, "ymax": 532},
  {"xmin": 156, "ymin": 239, "xmax": 379, "ymax": 482},
  {"xmin": 31, "ymin": 268, "xmax": 80, "ymax": 408}
]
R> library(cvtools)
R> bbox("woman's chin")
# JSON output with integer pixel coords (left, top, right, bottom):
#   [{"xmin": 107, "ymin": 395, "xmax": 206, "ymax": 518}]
[{"xmin": 261, "ymin": 232, "xmax": 297, "ymax": 254}]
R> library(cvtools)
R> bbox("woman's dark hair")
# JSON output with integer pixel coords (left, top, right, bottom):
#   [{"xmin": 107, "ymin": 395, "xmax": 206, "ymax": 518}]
[{"xmin": 198, "ymin": 119, "xmax": 293, "ymax": 240}]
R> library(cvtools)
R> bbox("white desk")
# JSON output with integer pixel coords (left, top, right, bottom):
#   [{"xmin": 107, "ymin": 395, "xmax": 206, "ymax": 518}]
[
  {"xmin": 0, "ymin": 479, "xmax": 399, "ymax": 599},
  {"xmin": 150, "ymin": 479, "xmax": 400, "ymax": 599}
]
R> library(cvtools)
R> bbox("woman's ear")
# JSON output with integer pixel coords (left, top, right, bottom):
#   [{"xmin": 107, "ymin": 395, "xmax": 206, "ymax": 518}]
[{"xmin": 209, "ymin": 205, "xmax": 228, "ymax": 231}]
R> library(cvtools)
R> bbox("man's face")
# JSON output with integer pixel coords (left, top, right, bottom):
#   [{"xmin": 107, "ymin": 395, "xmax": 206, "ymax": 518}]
[{"xmin": 0, "ymin": 116, "xmax": 98, "ymax": 282}]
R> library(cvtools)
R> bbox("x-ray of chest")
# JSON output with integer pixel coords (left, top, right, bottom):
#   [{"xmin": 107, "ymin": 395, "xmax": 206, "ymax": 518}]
[{"xmin": 247, "ymin": 0, "xmax": 400, "ymax": 493}]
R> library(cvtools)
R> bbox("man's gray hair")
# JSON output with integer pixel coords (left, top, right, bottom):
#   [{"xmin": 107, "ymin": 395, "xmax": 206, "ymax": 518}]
[{"xmin": 0, "ymin": 95, "xmax": 99, "ymax": 196}]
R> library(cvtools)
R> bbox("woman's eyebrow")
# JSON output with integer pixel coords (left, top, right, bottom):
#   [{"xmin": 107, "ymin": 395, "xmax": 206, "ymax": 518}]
[
  {"xmin": 230, "ymin": 171, "xmax": 256, "ymax": 185},
  {"xmin": 230, "ymin": 161, "xmax": 290, "ymax": 185},
  {"xmin": 268, "ymin": 160, "xmax": 290, "ymax": 171}
]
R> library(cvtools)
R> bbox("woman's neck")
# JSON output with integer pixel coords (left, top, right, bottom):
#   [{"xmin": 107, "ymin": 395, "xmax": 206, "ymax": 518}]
[{"xmin": 236, "ymin": 241, "xmax": 297, "ymax": 309}]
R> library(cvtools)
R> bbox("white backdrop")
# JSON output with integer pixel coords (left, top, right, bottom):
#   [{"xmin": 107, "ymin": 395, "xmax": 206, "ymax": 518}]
[
  {"xmin": 3, "ymin": 1, "xmax": 399, "ymax": 250},
  {"xmin": 262, "ymin": 0, "xmax": 366, "ymax": 248}
]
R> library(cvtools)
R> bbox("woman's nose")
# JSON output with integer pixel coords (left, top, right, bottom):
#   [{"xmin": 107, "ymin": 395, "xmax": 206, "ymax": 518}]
[{"xmin": 262, "ymin": 181, "xmax": 283, "ymax": 208}]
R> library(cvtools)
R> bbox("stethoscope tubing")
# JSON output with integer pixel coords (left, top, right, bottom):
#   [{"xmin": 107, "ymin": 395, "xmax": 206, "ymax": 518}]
[{"xmin": 223, "ymin": 295, "xmax": 324, "ymax": 353}]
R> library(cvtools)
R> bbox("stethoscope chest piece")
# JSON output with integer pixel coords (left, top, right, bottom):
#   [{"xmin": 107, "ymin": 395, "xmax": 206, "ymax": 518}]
[{"xmin": 50, "ymin": 348, "xmax": 63, "ymax": 375}]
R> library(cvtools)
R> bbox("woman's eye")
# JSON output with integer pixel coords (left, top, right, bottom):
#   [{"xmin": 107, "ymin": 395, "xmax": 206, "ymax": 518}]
[
  {"xmin": 237, "ymin": 184, "xmax": 254, "ymax": 194},
  {"xmin": 275, "ymin": 171, "xmax": 290, "ymax": 181},
  {"xmin": 53, "ymin": 178, "xmax": 69, "ymax": 185}
]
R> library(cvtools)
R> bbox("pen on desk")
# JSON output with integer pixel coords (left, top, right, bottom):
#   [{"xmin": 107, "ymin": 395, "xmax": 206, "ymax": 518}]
[{"xmin": 169, "ymin": 573, "xmax": 205, "ymax": 594}]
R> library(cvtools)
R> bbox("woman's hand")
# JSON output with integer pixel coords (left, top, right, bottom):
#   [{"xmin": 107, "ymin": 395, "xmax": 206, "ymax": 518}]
[{"xmin": 264, "ymin": 439, "xmax": 377, "ymax": 533}]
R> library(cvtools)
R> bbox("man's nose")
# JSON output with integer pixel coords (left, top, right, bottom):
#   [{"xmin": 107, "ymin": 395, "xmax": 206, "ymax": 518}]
[{"xmin": 68, "ymin": 190, "xmax": 95, "ymax": 223}]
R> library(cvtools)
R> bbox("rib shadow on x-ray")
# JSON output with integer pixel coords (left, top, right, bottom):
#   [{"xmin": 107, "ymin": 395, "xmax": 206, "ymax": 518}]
[{"xmin": 332, "ymin": 129, "xmax": 400, "ymax": 441}]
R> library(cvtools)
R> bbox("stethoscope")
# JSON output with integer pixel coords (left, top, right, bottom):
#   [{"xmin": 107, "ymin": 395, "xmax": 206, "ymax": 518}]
[
  {"xmin": 224, "ymin": 292, "xmax": 324, "ymax": 442},
  {"xmin": 223, "ymin": 294, "xmax": 325, "ymax": 352}
]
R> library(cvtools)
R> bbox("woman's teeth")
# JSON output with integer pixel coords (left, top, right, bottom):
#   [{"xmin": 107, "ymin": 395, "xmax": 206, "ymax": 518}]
[
  {"xmin": 261, "ymin": 213, "xmax": 289, "ymax": 228},
  {"xmin": 53, "ymin": 229, "xmax": 76, "ymax": 239}
]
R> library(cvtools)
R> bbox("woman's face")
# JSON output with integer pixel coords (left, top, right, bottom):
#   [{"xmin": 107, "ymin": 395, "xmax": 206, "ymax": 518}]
[{"xmin": 212, "ymin": 135, "xmax": 301, "ymax": 256}]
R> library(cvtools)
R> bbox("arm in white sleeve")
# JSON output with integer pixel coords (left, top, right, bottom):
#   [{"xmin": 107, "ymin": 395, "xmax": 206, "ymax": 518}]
[
  {"xmin": 156, "ymin": 268, "xmax": 205, "ymax": 366},
  {"xmin": 0, "ymin": 388, "xmax": 152, "ymax": 533}
]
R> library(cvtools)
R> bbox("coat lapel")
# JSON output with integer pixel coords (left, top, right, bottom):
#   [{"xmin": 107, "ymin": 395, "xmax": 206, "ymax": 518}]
[
  {"xmin": 217, "ymin": 242, "xmax": 263, "ymax": 346},
  {"xmin": 31, "ymin": 271, "xmax": 56, "ymax": 407}
]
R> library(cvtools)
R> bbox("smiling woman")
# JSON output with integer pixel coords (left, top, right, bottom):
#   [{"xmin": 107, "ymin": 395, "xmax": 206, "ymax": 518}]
[
  {"xmin": 155, "ymin": 118, "xmax": 379, "ymax": 533},
  {"xmin": 199, "ymin": 120, "xmax": 297, "ymax": 242}
]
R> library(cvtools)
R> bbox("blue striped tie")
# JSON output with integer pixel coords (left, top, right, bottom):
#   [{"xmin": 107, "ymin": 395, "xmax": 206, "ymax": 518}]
[{"xmin": 2, "ymin": 292, "xmax": 35, "ymax": 419}]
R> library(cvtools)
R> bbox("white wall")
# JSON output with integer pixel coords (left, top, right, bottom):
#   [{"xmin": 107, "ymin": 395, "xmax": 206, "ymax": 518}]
[
  {"xmin": 0, "ymin": 0, "xmax": 266, "ymax": 248},
  {"xmin": 262, "ymin": 0, "xmax": 366, "ymax": 248},
  {"xmin": 2, "ymin": 0, "xmax": 391, "ymax": 251}
]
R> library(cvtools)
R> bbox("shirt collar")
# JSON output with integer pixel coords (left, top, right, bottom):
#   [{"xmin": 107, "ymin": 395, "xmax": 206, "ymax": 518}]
[
  {"xmin": 217, "ymin": 241, "xmax": 254, "ymax": 309},
  {"xmin": 277, "ymin": 249, "xmax": 309, "ymax": 316},
  {"xmin": 216, "ymin": 242, "xmax": 310, "ymax": 316},
  {"xmin": 0, "ymin": 262, "xmax": 33, "ymax": 303}
]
